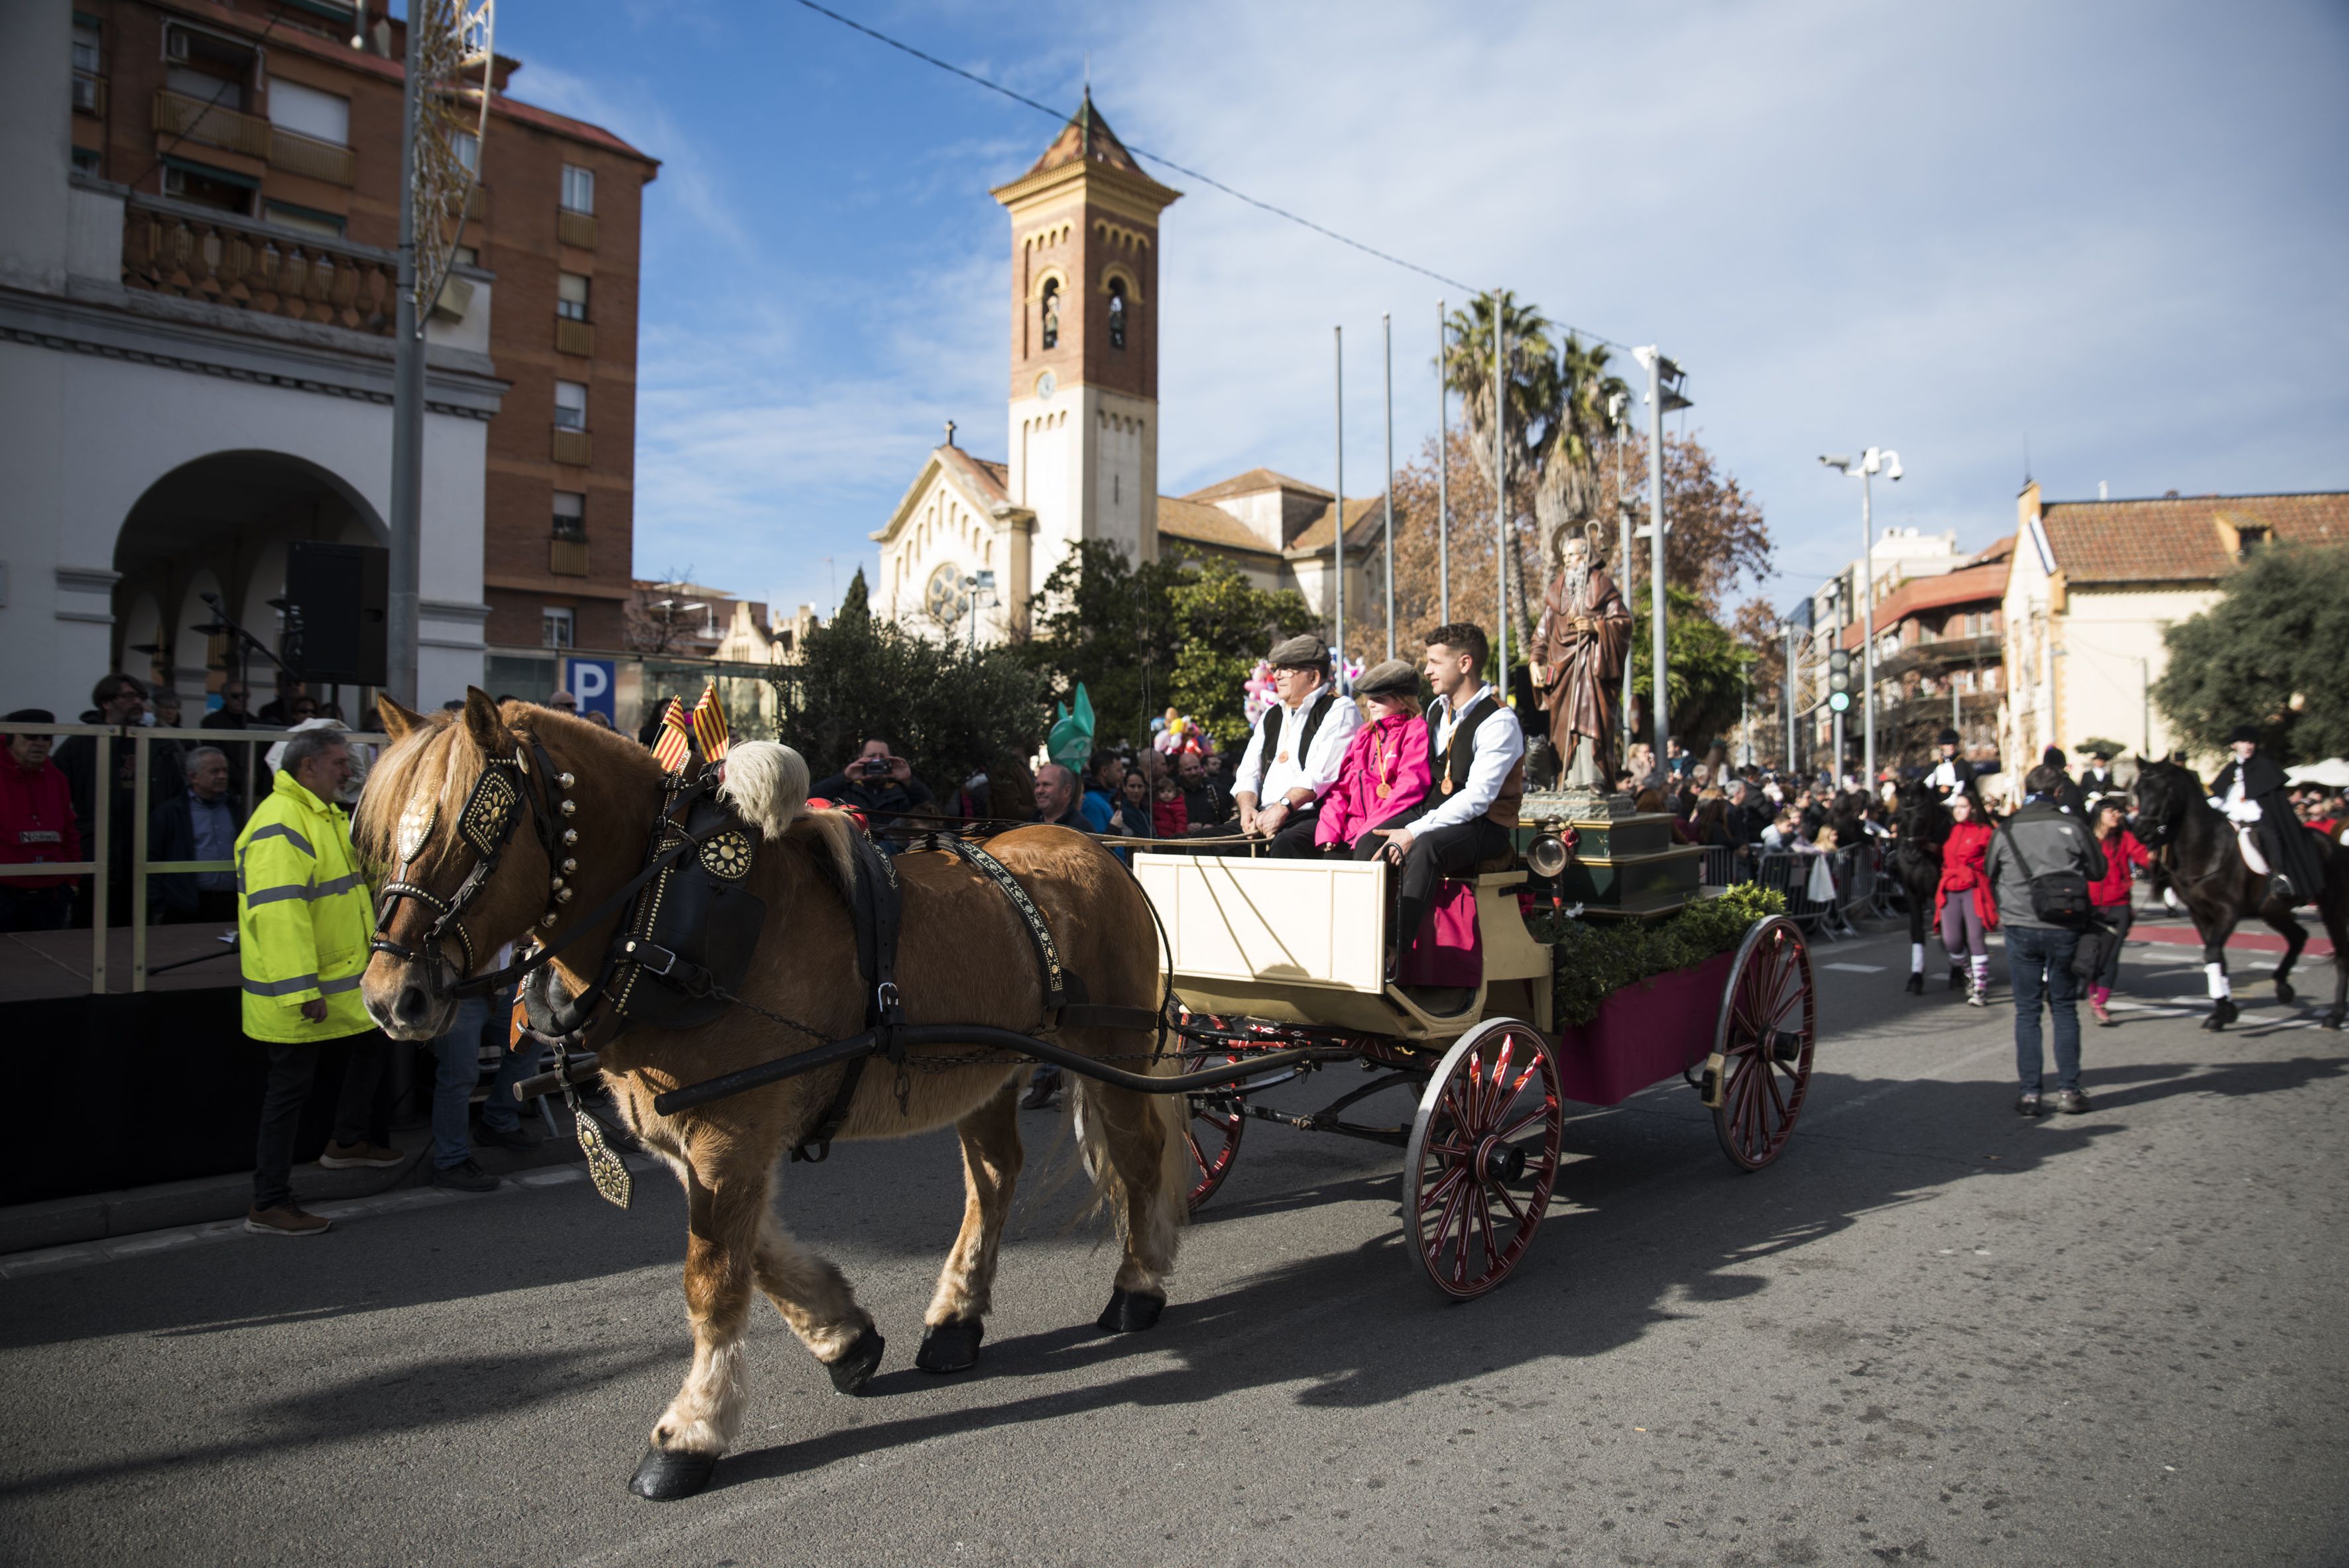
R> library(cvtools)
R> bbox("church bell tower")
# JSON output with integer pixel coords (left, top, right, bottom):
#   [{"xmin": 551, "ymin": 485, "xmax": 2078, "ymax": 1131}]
[{"xmin": 993, "ymin": 93, "xmax": 1181, "ymax": 582}]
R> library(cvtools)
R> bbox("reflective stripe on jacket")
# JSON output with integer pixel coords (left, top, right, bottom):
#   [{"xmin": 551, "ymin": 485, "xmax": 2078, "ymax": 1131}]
[{"xmin": 235, "ymin": 770, "xmax": 375, "ymax": 1042}]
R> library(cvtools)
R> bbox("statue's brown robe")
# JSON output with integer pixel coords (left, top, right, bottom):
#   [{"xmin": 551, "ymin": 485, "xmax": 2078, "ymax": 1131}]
[{"xmin": 1532, "ymin": 565, "xmax": 1632, "ymax": 771}]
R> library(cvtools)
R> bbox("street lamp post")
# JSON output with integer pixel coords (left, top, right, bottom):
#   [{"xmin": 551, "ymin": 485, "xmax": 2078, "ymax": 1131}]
[
  {"xmin": 1436, "ymin": 298, "xmax": 1449, "ymax": 625},
  {"xmin": 1634, "ymin": 347, "xmax": 1690, "ymax": 768},
  {"xmin": 1819, "ymin": 447, "xmax": 1902, "ymax": 784}
]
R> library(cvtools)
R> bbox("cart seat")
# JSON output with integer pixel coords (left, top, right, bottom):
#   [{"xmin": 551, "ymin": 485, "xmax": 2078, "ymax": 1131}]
[{"xmin": 1474, "ymin": 848, "xmax": 1521, "ymax": 876}]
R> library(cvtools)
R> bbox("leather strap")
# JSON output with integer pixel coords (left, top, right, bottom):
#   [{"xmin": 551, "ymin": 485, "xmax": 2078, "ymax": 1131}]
[
  {"xmin": 918, "ymin": 833, "xmax": 1066, "ymax": 1014},
  {"xmin": 793, "ymin": 833, "xmax": 905, "ymax": 1163}
]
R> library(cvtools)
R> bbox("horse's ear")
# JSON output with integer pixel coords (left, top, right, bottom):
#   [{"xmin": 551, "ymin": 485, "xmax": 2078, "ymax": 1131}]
[
  {"xmin": 461, "ymin": 686, "xmax": 509, "ymax": 756},
  {"xmin": 375, "ymin": 694, "xmax": 428, "ymax": 741}
]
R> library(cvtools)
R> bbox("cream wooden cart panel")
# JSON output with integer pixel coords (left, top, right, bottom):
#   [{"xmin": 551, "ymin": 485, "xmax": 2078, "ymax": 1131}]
[{"xmin": 1134, "ymin": 854, "xmax": 1388, "ymax": 995}]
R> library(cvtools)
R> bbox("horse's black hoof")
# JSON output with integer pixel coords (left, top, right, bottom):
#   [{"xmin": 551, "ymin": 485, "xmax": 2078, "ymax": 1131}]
[
  {"xmin": 629, "ymin": 1446, "xmax": 717, "ymax": 1501},
  {"xmin": 2323, "ymin": 1012, "xmax": 2344, "ymax": 1032},
  {"xmin": 1097, "ymin": 1288, "xmax": 1166, "ymax": 1333},
  {"xmin": 1904, "ymin": 973, "xmax": 1924, "ymax": 996},
  {"xmin": 915, "ymin": 1316, "xmax": 985, "ymax": 1374},
  {"xmin": 2202, "ymin": 999, "xmax": 2238, "ymax": 1032},
  {"xmin": 2275, "ymin": 980, "xmax": 2295, "ymax": 1004},
  {"xmin": 825, "ymin": 1325, "xmax": 886, "ymax": 1394}
]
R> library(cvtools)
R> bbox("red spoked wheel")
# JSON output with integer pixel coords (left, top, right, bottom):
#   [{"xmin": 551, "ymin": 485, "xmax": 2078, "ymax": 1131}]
[
  {"xmin": 1402, "ymin": 1019, "xmax": 1563, "ymax": 1299},
  {"xmin": 1179, "ymin": 1043, "xmax": 1248, "ymax": 1211},
  {"xmin": 1709, "ymin": 914, "xmax": 1817, "ymax": 1171}
]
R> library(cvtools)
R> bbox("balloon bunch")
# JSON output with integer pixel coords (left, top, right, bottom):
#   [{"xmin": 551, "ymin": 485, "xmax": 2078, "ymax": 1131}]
[{"xmin": 1153, "ymin": 712, "xmax": 1213, "ymax": 756}]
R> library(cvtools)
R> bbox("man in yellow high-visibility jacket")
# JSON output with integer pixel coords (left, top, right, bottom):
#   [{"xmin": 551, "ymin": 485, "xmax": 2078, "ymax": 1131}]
[{"xmin": 239, "ymin": 727, "xmax": 395, "ymax": 1236}]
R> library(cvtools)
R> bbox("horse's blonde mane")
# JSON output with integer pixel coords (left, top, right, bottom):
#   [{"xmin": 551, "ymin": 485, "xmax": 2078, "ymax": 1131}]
[{"xmin": 351, "ymin": 711, "xmax": 478, "ymax": 870}]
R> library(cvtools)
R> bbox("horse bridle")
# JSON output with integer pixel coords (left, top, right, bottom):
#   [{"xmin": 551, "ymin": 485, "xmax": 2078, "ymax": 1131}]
[{"xmin": 371, "ymin": 731, "xmax": 575, "ymax": 988}]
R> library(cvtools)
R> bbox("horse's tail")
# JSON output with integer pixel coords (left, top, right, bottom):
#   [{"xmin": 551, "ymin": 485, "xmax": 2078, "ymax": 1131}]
[{"xmin": 1068, "ymin": 1039, "xmax": 1190, "ymax": 1261}]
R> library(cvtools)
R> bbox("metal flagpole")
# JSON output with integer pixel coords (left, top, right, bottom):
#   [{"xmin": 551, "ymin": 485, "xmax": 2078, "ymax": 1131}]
[
  {"xmin": 1381, "ymin": 312, "xmax": 1395, "ymax": 660},
  {"xmin": 1614, "ymin": 396, "xmax": 1632, "ymax": 764},
  {"xmin": 1644, "ymin": 349, "xmax": 1669, "ymax": 766},
  {"xmin": 1436, "ymin": 298, "xmax": 1449, "ymax": 625},
  {"xmin": 387, "ymin": 11, "xmax": 426, "ymax": 706},
  {"xmin": 1333, "ymin": 325, "xmax": 1345, "ymax": 690},
  {"xmin": 1493, "ymin": 302, "xmax": 1508, "ymax": 696}
]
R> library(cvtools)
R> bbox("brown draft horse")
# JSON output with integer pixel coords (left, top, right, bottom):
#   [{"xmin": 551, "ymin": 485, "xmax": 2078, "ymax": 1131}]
[
  {"xmin": 2132, "ymin": 758, "xmax": 2348, "ymax": 1032},
  {"xmin": 355, "ymin": 692, "xmax": 1185, "ymax": 1500}
]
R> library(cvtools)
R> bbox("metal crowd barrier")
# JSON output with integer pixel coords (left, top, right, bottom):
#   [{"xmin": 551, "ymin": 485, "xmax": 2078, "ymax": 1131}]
[{"xmin": 0, "ymin": 721, "xmax": 385, "ymax": 994}]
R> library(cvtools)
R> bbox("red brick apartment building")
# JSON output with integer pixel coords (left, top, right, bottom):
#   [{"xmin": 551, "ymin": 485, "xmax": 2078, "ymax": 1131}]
[{"xmin": 65, "ymin": 0, "xmax": 656, "ymax": 662}]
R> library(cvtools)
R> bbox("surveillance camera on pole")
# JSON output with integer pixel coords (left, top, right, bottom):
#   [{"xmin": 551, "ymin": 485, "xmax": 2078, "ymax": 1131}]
[{"xmin": 1817, "ymin": 446, "xmax": 1905, "ymax": 784}]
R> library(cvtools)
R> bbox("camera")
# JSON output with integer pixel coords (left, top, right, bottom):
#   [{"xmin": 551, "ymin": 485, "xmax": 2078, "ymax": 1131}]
[{"xmin": 858, "ymin": 756, "xmax": 894, "ymax": 779}]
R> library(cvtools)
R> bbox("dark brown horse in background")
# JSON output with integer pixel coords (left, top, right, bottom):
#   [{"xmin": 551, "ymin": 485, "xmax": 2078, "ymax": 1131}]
[
  {"xmin": 1893, "ymin": 780, "xmax": 1953, "ymax": 994},
  {"xmin": 356, "ymin": 692, "xmax": 1185, "ymax": 1500},
  {"xmin": 2133, "ymin": 758, "xmax": 2348, "ymax": 1031}
]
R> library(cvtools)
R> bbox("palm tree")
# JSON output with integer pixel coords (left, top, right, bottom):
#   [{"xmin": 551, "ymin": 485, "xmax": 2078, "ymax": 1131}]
[
  {"xmin": 1534, "ymin": 333, "xmax": 1631, "ymax": 556},
  {"xmin": 1441, "ymin": 290, "xmax": 1558, "ymax": 477}
]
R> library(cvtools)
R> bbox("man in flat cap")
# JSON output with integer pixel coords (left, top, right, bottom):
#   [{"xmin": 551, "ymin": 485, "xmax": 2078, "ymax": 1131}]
[
  {"xmin": 2211, "ymin": 724, "xmax": 2322, "ymax": 905},
  {"xmin": 1232, "ymin": 633, "xmax": 1362, "ymax": 857}
]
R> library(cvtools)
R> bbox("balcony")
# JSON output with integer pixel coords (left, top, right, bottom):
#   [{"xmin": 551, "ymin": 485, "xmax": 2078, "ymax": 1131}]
[
  {"xmin": 152, "ymin": 88, "xmax": 271, "ymax": 158},
  {"xmin": 550, "ymin": 538, "xmax": 591, "ymax": 576},
  {"xmin": 551, "ymin": 428, "xmax": 593, "ymax": 466},
  {"xmin": 1874, "ymin": 633, "xmax": 2001, "ymax": 685},
  {"xmin": 120, "ymin": 191, "xmax": 396, "ymax": 335},
  {"xmin": 465, "ymin": 184, "xmax": 487, "ymax": 222},
  {"xmin": 554, "ymin": 317, "xmax": 594, "ymax": 357},
  {"xmin": 558, "ymin": 209, "xmax": 597, "ymax": 250},
  {"xmin": 267, "ymin": 126, "xmax": 355, "ymax": 186}
]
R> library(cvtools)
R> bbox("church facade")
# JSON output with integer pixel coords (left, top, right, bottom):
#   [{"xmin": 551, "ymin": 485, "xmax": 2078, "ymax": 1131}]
[{"xmin": 872, "ymin": 97, "xmax": 1377, "ymax": 645}]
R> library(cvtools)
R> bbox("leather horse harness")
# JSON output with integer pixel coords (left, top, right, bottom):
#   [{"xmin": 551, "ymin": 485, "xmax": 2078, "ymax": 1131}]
[{"xmin": 371, "ymin": 726, "xmax": 1158, "ymax": 1200}]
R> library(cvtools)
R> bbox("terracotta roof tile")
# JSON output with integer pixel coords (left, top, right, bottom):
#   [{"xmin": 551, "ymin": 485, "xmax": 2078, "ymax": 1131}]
[
  {"xmin": 1287, "ymin": 496, "xmax": 1386, "ymax": 556},
  {"xmin": 2042, "ymin": 491, "xmax": 2349, "ymax": 584},
  {"xmin": 1180, "ymin": 467, "xmax": 1332, "ymax": 505},
  {"xmin": 1022, "ymin": 93, "xmax": 1146, "ymax": 180},
  {"xmin": 936, "ymin": 446, "xmax": 1013, "ymax": 507},
  {"xmin": 1157, "ymin": 495, "xmax": 1278, "ymax": 556}
]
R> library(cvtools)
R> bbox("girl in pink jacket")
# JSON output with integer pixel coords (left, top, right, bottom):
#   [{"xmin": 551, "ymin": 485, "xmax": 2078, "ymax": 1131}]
[{"xmin": 1315, "ymin": 659, "xmax": 1432, "ymax": 853}]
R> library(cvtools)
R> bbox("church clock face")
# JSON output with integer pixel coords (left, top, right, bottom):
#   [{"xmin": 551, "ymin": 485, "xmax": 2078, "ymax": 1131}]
[
  {"xmin": 1034, "ymin": 369, "xmax": 1056, "ymax": 400},
  {"xmin": 925, "ymin": 563, "xmax": 965, "ymax": 627}
]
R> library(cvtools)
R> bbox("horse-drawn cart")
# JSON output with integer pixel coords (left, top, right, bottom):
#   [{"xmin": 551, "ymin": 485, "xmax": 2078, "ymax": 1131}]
[{"xmin": 1133, "ymin": 849, "xmax": 1819, "ymax": 1299}]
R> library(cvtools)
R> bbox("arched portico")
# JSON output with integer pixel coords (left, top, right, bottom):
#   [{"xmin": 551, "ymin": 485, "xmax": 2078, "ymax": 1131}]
[{"xmin": 111, "ymin": 450, "xmax": 388, "ymax": 707}]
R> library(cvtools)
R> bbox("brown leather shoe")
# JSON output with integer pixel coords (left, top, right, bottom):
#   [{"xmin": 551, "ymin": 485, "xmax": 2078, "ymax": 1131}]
[
  {"xmin": 245, "ymin": 1203, "xmax": 330, "ymax": 1236},
  {"xmin": 318, "ymin": 1140, "xmax": 402, "ymax": 1170}
]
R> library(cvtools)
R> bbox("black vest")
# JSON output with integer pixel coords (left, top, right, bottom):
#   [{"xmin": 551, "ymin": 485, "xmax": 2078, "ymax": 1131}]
[
  {"xmin": 1256, "ymin": 690, "xmax": 1336, "ymax": 797},
  {"xmin": 1429, "ymin": 692, "xmax": 1502, "ymax": 793}
]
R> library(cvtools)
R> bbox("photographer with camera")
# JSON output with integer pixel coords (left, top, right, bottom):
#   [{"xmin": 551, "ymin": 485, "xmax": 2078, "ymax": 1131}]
[{"xmin": 810, "ymin": 735, "xmax": 937, "ymax": 831}]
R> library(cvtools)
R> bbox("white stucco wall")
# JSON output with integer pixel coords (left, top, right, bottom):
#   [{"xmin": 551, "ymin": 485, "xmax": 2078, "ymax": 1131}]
[{"xmin": 0, "ymin": 335, "xmax": 488, "ymax": 715}]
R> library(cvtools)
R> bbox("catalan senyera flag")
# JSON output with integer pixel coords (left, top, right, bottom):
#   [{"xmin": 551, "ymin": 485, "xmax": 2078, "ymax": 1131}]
[
  {"xmin": 651, "ymin": 696, "xmax": 693, "ymax": 774},
  {"xmin": 689, "ymin": 681, "xmax": 731, "ymax": 764}
]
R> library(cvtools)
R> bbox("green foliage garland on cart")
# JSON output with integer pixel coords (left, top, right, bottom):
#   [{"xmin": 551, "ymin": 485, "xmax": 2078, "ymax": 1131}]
[{"xmin": 1529, "ymin": 884, "xmax": 1787, "ymax": 1028}]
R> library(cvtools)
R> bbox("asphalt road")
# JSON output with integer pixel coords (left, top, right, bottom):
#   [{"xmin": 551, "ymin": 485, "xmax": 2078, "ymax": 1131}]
[{"xmin": 3, "ymin": 926, "xmax": 2346, "ymax": 1567}]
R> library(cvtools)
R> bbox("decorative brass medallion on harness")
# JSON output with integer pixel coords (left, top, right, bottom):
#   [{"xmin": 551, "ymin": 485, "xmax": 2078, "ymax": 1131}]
[{"xmin": 698, "ymin": 829, "xmax": 754, "ymax": 881}]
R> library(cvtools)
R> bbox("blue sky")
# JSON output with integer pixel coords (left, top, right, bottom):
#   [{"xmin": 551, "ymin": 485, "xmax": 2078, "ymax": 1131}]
[{"xmin": 487, "ymin": 0, "xmax": 2349, "ymax": 621}]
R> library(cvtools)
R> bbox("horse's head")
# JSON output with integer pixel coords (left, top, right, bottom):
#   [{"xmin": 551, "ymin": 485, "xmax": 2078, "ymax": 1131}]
[
  {"xmin": 2131, "ymin": 756, "xmax": 2198, "ymax": 848},
  {"xmin": 1894, "ymin": 778, "xmax": 1949, "ymax": 843},
  {"xmin": 355, "ymin": 688, "xmax": 585, "ymax": 1040}
]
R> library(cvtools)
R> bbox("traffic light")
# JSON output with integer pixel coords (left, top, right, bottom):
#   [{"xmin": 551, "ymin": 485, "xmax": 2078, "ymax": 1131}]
[{"xmin": 1827, "ymin": 648, "xmax": 1852, "ymax": 713}]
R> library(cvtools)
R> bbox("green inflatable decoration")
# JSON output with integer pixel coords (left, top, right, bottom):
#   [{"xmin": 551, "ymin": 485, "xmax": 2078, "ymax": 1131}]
[{"xmin": 1048, "ymin": 684, "xmax": 1095, "ymax": 773}]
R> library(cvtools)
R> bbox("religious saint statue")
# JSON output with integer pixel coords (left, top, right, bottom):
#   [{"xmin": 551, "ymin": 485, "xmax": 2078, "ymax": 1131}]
[{"xmin": 1529, "ymin": 525, "xmax": 1633, "ymax": 795}]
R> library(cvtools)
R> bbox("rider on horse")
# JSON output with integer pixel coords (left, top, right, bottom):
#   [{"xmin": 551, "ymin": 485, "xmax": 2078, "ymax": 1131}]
[
  {"xmin": 1923, "ymin": 727, "xmax": 1976, "ymax": 802},
  {"xmin": 2210, "ymin": 725, "xmax": 2324, "ymax": 907}
]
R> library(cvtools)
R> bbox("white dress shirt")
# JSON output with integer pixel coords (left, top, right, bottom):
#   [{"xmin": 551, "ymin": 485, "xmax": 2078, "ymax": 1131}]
[
  {"xmin": 1927, "ymin": 758, "xmax": 1960, "ymax": 793},
  {"xmin": 1232, "ymin": 688, "xmax": 1361, "ymax": 808},
  {"xmin": 1417, "ymin": 683, "xmax": 1526, "ymax": 833}
]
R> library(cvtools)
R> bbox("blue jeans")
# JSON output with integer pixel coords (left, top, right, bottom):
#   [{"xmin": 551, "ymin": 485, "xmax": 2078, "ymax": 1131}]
[
  {"xmin": 428, "ymin": 992, "xmax": 541, "ymax": 1168},
  {"xmin": 2007, "ymin": 924, "xmax": 2082, "ymax": 1094}
]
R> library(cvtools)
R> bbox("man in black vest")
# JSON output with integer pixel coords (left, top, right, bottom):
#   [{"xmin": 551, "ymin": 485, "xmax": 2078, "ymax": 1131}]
[
  {"xmin": 1231, "ymin": 633, "xmax": 1361, "ymax": 858},
  {"xmin": 1362, "ymin": 623, "xmax": 1526, "ymax": 980},
  {"xmin": 2210, "ymin": 725, "xmax": 2322, "ymax": 905},
  {"xmin": 2079, "ymin": 746, "xmax": 2119, "ymax": 802}
]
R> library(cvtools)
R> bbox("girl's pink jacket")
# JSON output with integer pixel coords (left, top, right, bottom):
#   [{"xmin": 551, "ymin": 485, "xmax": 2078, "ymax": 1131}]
[{"xmin": 1315, "ymin": 712, "xmax": 1433, "ymax": 849}]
